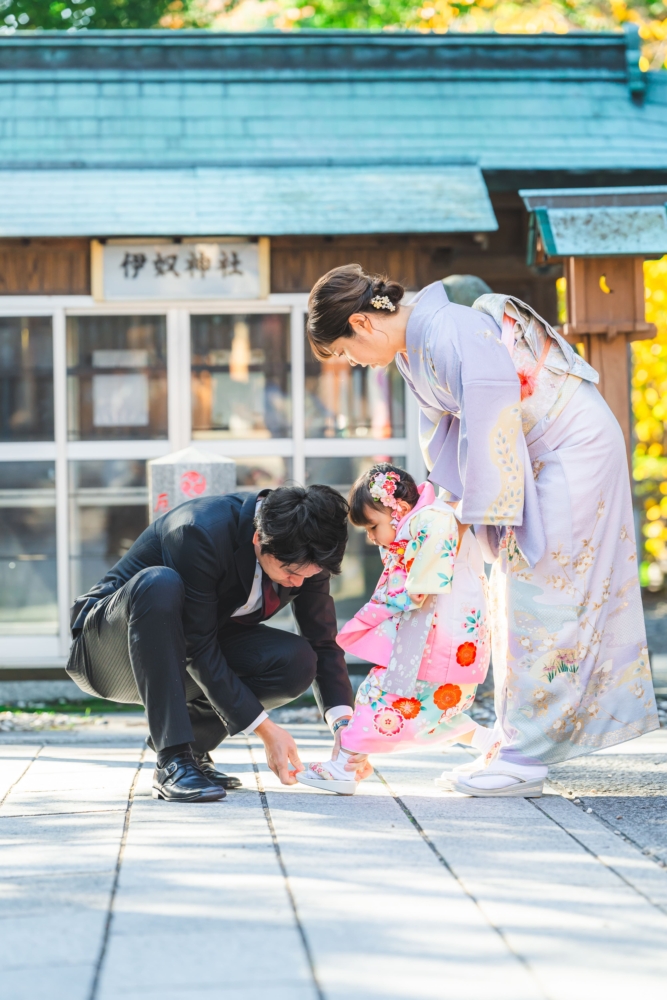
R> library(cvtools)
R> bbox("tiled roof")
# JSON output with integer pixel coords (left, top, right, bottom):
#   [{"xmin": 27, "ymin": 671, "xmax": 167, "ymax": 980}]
[
  {"xmin": 0, "ymin": 164, "xmax": 498, "ymax": 236},
  {"xmin": 0, "ymin": 31, "xmax": 665, "ymax": 234},
  {"xmin": 1, "ymin": 30, "xmax": 665, "ymax": 171}
]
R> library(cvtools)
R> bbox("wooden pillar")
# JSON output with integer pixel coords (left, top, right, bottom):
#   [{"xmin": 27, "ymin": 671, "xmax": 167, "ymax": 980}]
[{"xmin": 562, "ymin": 256, "xmax": 655, "ymax": 467}]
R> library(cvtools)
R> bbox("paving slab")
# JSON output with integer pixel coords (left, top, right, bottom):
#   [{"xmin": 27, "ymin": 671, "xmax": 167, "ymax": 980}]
[
  {"xmin": 2, "ymin": 747, "xmax": 142, "ymax": 817},
  {"xmin": 256, "ymin": 728, "xmax": 541, "ymax": 1000},
  {"xmin": 0, "ymin": 745, "xmax": 41, "ymax": 802},
  {"xmin": 0, "ymin": 744, "xmax": 141, "ymax": 1000},
  {"xmin": 96, "ymin": 744, "xmax": 317, "ymax": 999},
  {"xmin": 0, "ymin": 725, "xmax": 664, "ymax": 1000},
  {"xmin": 374, "ymin": 746, "xmax": 667, "ymax": 1000},
  {"xmin": 548, "ymin": 730, "xmax": 667, "ymax": 864}
]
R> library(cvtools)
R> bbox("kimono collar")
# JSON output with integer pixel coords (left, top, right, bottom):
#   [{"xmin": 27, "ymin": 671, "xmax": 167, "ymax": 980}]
[
  {"xmin": 394, "ymin": 481, "xmax": 435, "ymax": 538},
  {"xmin": 398, "ymin": 281, "xmax": 451, "ymax": 375}
]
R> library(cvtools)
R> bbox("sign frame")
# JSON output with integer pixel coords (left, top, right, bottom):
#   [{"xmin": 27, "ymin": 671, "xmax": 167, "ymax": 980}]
[{"xmin": 91, "ymin": 237, "xmax": 270, "ymax": 302}]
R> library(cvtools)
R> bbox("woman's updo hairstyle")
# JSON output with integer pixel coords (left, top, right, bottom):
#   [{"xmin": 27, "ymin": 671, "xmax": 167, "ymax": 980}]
[
  {"xmin": 348, "ymin": 462, "xmax": 419, "ymax": 528},
  {"xmin": 307, "ymin": 264, "xmax": 405, "ymax": 360}
]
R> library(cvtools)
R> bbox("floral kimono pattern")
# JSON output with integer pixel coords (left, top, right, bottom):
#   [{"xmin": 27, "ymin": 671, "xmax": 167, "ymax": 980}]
[
  {"xmin": 395, "ymin": 282, "xmax": 658, "ymax": 764},
  {"xmin": 337, "ymin": 482, "xmax": 490, "ymax": 755}
]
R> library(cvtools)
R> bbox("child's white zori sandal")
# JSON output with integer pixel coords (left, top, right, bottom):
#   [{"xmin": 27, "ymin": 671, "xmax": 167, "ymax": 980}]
[
  {"xmin": 296, "ymin": 760, "xmax": 359, "ymax": 796},
  {"xmin": 452, "ymin": 758, "xmax": 547, "ymax": 798}
]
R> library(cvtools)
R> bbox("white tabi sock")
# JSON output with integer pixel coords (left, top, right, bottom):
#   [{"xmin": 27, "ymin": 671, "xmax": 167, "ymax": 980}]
[{"xmin": 470, "ymin": 723, "xmax": 502, "ymax": 756}]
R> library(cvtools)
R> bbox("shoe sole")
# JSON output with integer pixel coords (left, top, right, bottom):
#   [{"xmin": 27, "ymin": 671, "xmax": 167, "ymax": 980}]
[
  {"xmin": 152, "ymin": 788, "xmax": 226, "ymax": 802},
  {"xmin": 296, "ymin": 772, "xmax": 358, "ymax": 795},
  {"xmin": 452, "ymin": 778, "xmax": 544, "ymax": 798}
]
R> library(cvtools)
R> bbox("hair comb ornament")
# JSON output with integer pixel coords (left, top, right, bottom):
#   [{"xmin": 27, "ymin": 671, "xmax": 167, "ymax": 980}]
[
  {"xmin": 370, "ymin": 295, "xmax": 396, "ymax": 312},
  {"xmin": 369, "ymin": 471, "xmax": 402, "ymax": 526}
]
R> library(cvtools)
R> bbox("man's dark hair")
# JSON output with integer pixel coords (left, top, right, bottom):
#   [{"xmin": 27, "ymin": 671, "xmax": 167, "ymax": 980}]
[{"xmin": 255, "ymin": 485, "xmax": 349, "ymax": 574}]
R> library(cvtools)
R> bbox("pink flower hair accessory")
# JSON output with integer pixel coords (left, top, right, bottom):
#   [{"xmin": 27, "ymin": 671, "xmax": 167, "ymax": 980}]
[{"xmin": 369, "ymin": 470, "xmax": 403, "ymax": 525}]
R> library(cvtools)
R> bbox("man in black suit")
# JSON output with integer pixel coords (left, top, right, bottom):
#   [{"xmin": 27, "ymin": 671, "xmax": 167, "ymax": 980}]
[{"xmin": 67, "ymin": 485, "xmax": 360, "ymax": 801}]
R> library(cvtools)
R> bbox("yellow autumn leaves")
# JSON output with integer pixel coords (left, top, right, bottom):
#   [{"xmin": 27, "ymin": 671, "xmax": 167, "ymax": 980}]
[{"xmin": 632, "ymin": 256, "xmax": 667, "ymax": 586}]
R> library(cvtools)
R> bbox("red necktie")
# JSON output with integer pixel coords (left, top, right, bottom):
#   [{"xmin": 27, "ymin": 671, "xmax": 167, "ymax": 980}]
[{"xmin": 261, "ymin": 573, "xmax": 281, "ymax": 618}]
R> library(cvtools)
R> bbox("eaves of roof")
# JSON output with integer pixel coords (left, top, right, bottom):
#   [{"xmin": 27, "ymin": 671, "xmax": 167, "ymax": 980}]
[{"xmin": 0, "ymin": 28, "xmax": 644, "ymax": 84}]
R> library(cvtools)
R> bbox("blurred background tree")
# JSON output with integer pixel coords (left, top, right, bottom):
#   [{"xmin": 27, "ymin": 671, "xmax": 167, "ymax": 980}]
[
  {"xmin": 1, "ymin": 0, "xmax": 666, "ymax": 70},
  {"xmin": 0, "ymin": 1, "xmax": 177, "ymax": 30},
  {"xmin": 632, "ymin": 258, "xmax": 667, "ymax": 590}
]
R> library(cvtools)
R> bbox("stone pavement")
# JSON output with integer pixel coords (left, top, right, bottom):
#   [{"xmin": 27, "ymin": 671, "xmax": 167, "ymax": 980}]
[{"xmin": 1, "ymin": 721, "xmax": 666, "ymax": 1000}]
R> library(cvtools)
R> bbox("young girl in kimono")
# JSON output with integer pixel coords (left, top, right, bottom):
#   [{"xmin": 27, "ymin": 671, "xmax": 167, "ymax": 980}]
[{"xmin": 297, "ymin": 463, "xmax": 498, "ymax": 795}]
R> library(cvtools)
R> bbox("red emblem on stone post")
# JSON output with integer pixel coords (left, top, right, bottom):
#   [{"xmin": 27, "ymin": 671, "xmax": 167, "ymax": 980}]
[
  {"xmin": 154, "ymin": 492, "xmax": 169, "ymax": 513},
  {"xmin": 180, "ymin": 470, "xmax": 207, "ymax": 498}
]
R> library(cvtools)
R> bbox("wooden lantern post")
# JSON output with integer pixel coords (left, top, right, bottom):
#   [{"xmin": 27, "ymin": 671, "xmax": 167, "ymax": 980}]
[
  {"xmin": 562, "ymin": 256, "xmax": 655, "ymax": 463},
  {"xmin": 521, "ymin": 187, "xmax": 667, "ymax": 469}
]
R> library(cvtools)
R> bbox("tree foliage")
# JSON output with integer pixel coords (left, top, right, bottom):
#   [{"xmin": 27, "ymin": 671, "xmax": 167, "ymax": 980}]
[
  {"xmin": 185, "ymin": 0, "xmax": 667, "ymax": 69},
  {"xmin": 0, "ymin": 0, "xmax": 177, "ymax": 30},
  {"xmin": 631, "ymin": 258, "xmax": 667, "ymax": 587},
  {"xmin": 2, "ymin": 0, "xmax": 667, "ymax": 70}
]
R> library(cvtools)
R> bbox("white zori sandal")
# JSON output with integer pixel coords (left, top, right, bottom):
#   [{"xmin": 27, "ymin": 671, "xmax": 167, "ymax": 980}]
[
  {"xmin": 296, "ymin": 761, "xmax": 359, "ymax": 796},
  {"xmin": 452, "ymin": 759, "xmax": 547, "ymax": 798},
  {"xmin": 435, "ymin": 740, "xmax": 502, "ymax": 791},
  {"xmin": 436, "ymin": 725, "xmax": 503, "ymax": 791}
]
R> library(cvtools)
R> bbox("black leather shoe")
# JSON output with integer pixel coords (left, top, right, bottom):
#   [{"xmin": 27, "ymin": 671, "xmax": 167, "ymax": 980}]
[
  {"xmin": 152, "ymin": 751, "xmax": 226, "ymax": 802},
  {"xmin": 193, "ymin": 752, "xmax": 243, "ymax": 789}
]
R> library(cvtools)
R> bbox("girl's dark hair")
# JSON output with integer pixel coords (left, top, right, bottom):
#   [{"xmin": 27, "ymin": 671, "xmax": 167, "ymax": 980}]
[
  {"xmin": 307, "ymin": 264, "xmax": 405, "ymax": 360},
  {"xmin": 255, "ymin": 485, "xmax": 348, "ymax": 574},
  {"xmin": 348, "ymin": 463, "xmax": 419, "ymax": 528}
]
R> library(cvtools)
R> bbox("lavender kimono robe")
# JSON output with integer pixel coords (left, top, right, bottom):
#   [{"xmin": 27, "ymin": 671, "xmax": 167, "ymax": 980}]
[{"xmin": 396, "ymin": 281, "xmax": 658, "ymax": 763}]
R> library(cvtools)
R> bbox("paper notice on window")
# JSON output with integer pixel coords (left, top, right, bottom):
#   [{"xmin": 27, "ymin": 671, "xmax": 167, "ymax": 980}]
[
  {"xmin": 92, "ymin": 350, "xmax": 149, "ymax": 368},
  {"xmin": 92, "ymin": 374, "xmax": 149, "ymax": 427}
]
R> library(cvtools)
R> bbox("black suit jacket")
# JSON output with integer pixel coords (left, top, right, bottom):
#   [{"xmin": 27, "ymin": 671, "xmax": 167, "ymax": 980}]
[{"xmin": 70, "ymin": 491, "xmax": 353, "ymax": 734}]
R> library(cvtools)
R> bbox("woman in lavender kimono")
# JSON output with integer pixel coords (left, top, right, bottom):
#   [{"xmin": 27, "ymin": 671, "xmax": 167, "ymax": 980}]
[{"xmin": 306, "ymin": 265, "xmax": 659, "ymax": 797}]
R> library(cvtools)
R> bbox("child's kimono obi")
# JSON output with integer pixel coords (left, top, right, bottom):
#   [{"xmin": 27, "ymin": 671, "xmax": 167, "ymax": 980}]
[{"xmin": 338, "ymin": 482, "xmax": 490, "ymax": 754}]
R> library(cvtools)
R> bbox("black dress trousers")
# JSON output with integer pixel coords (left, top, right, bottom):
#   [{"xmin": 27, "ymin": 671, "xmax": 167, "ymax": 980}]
[{"xmin": 67, "ymin": 566, "xmax": 317, "ymax": 753}]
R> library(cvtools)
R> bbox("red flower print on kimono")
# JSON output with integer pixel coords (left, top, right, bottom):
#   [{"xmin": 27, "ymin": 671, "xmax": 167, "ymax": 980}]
[
  {"xmin": 433, "ymin": 684, "xmax": 462, "ymax": 711},
  {"xmin": 392, "ymin": 697, "xmax": 422, "ymax": 719},
  {"xmin": 456, "ymin": 642, "xmax": 477, "ymax": 667},
  {"xmin": 373, "ymin": 707, "xmax": 405, "ymax": 736}
]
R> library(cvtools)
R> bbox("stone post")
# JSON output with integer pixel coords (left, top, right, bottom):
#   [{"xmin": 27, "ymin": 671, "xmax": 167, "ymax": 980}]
[{"xmin": 148, "ymin": 446, "xmax": 236, "ymax": 522}]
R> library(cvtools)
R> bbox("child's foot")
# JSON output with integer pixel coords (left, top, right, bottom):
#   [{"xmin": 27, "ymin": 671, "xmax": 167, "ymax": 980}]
[
  {"xmin": 435, "ymin": 726, "xmax": 501, "ymax": 790},
  {"xmin": 296, "ymin": 756, "xmax": 359, "ymax": 796}
]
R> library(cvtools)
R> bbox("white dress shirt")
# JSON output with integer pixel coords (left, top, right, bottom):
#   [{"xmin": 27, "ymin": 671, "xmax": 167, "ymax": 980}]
[{"xmin": 233, "ymin": 500, "xmax": 352, "ymax": 735}]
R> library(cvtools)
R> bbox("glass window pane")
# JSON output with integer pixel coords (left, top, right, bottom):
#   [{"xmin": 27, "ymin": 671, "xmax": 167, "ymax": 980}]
[
  {"xmin": 305, "ymin": 337, "xmax": 405, "ymax": 439},
  {"xmin": 305, "ymin": 455, "xmax": 406, "ymax": 628},
  {"xmin": 69, "ymin": 460, "xmax": 148, "ymax": 600},
  {"xmin": 67, "ymin": 316, "xmax": 167, "ymax": 440},
  {"xmin": 0, "ymin": 316, "xmax": 54, "ymax": 441},
  {"xmin": 0, "ymin": 461, "xmax": 57, "ymax": 633},
  {"xmin": 191, "ymin": 314, "xmax": 291, "ymax": 439},
  {"xmin": 234, "ymin": 456, "xmax": 292, "ymax": 490}
]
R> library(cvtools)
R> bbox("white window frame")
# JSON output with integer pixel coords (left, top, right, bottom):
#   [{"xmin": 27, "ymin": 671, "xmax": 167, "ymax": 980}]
[{"xmin": 0, "ymin": 293, "xmax": 421, "ymax": 667}]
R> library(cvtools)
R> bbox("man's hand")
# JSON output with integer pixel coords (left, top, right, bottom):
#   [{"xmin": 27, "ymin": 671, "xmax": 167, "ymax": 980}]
[
  {"xmin": 255, "ymin": 718, "xmax": 304, "ymax": 785},
  {"xmin": 331, "ymin": 716, "xmax": 373, "ymax": 781}
]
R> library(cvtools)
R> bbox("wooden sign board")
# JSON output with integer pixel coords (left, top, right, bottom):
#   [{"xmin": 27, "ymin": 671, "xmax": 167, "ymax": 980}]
[{"xmin": 91, "ymin": 238, "xmax": 270, "ymax": 301}]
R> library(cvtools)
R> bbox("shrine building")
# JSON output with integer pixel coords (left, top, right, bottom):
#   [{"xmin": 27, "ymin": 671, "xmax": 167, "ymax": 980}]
[{"xmin": 1, "ymin": 28, "xmax": 666, "ymax": 673}]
